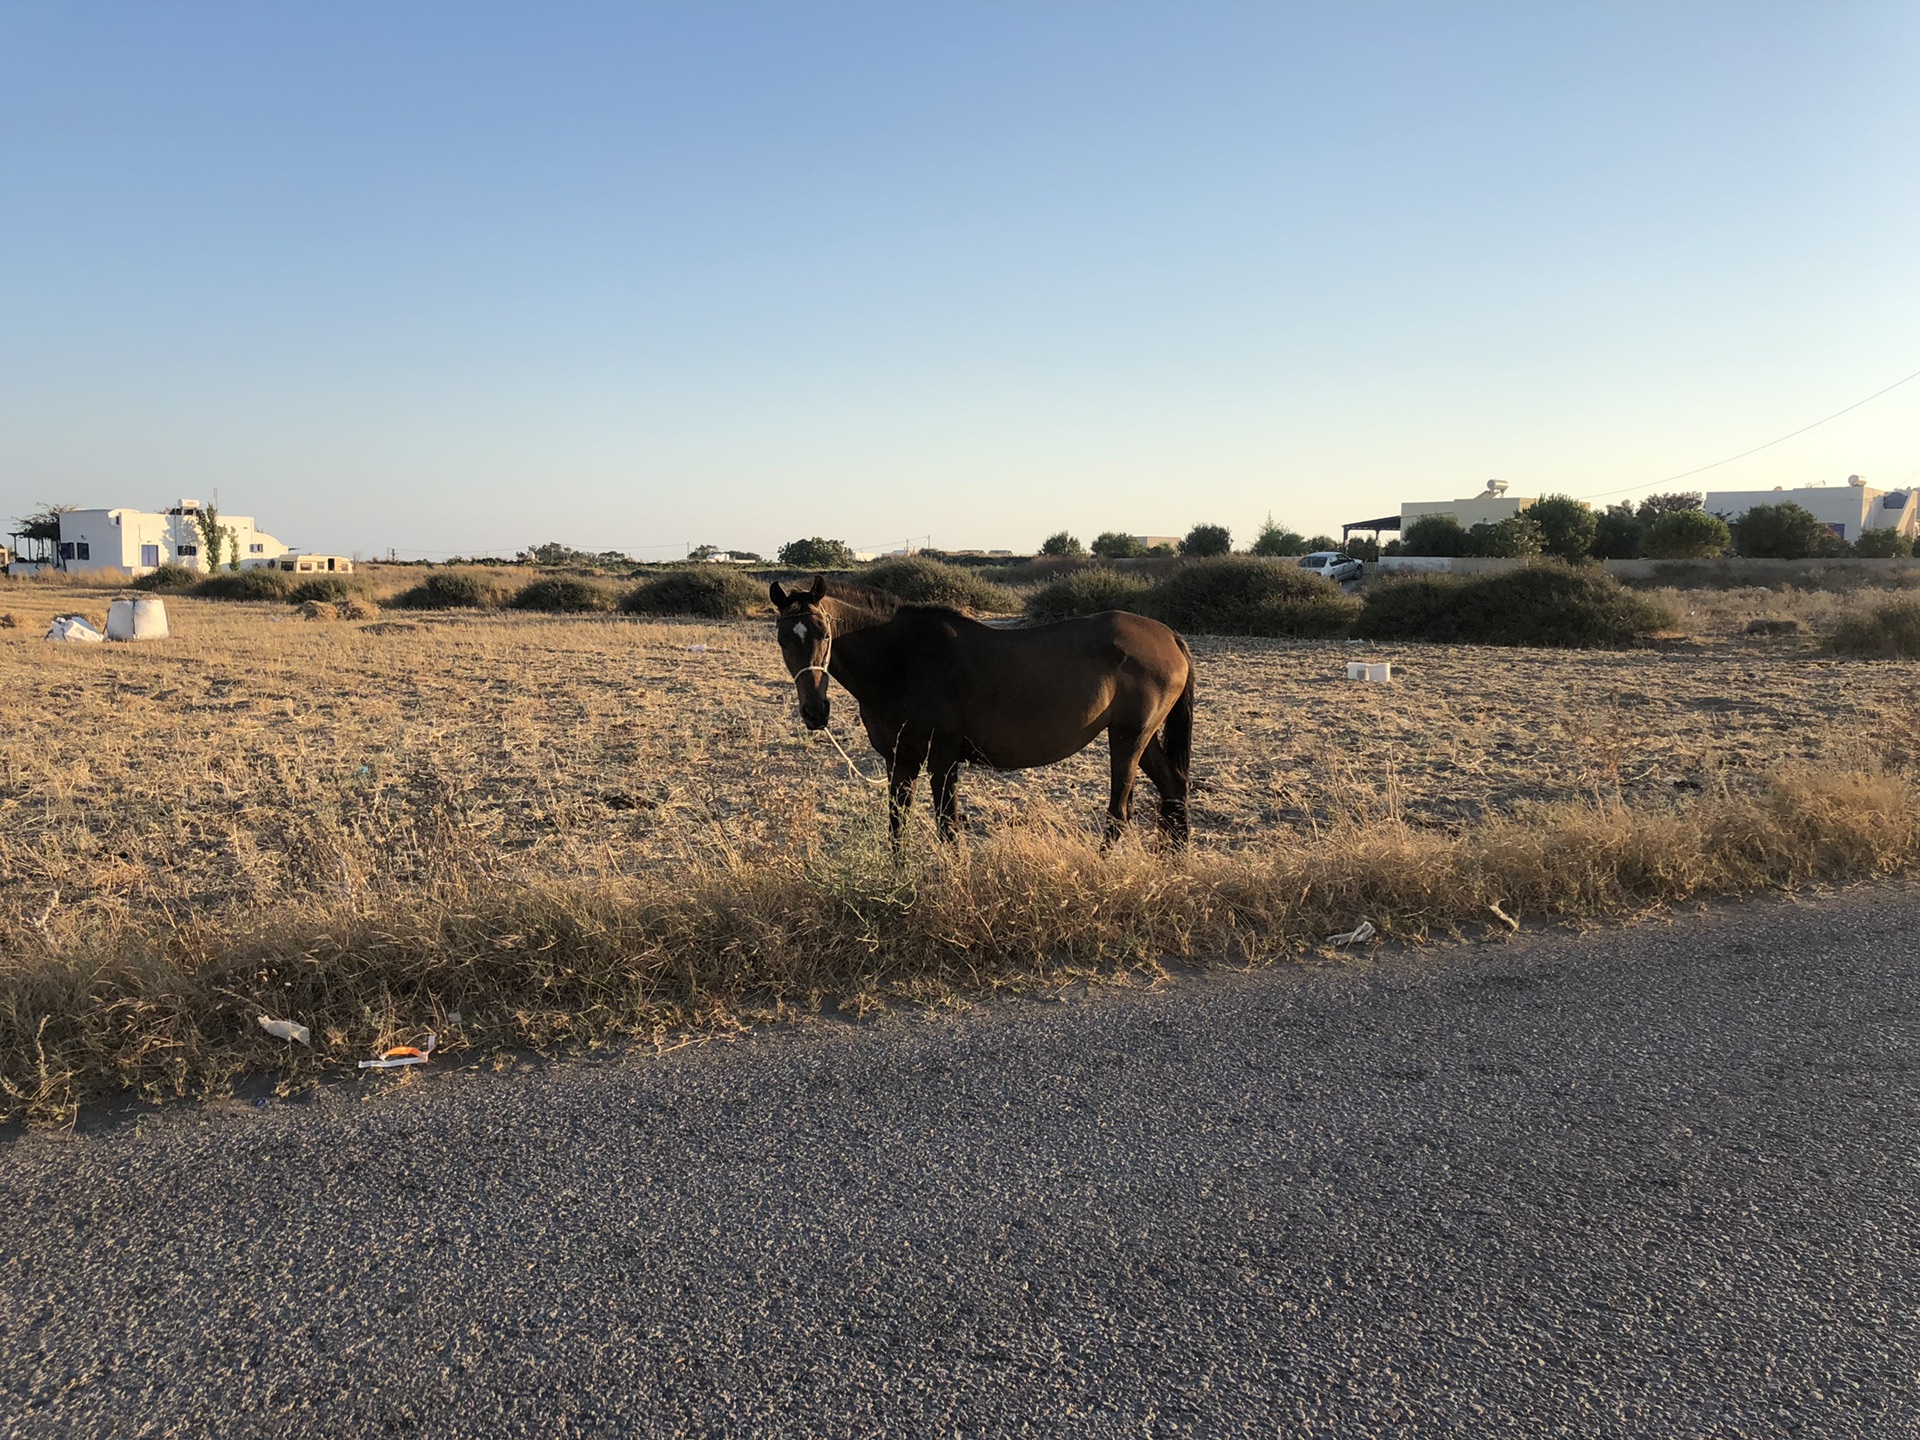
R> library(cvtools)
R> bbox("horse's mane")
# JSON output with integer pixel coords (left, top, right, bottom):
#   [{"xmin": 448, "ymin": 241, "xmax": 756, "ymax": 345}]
[{"xmin": 817, "ymin": 578, "xmax": 906, "ymax": 631}]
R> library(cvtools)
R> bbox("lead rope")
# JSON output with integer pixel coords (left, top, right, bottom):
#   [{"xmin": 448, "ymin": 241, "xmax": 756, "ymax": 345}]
[{"xmin": 794, "ymin": 622, "xmax": 887, "ymax": 786}]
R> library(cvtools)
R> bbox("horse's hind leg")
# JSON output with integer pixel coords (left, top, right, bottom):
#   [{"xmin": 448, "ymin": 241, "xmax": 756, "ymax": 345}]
[
  {"xmin": 1103, "ymin": 726, "xmax": 1153, "ymax": 849},
  {"xmin": 929, "ymin": 733, "xmax": 964, "ymax": 843},
  {"xmin": 1138, "ymin": 736, "xmax": 1190, "ymax": 849}
]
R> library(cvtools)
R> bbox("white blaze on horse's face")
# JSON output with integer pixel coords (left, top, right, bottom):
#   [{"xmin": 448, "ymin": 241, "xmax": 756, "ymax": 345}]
[{"xmin": 779, "ymin": 606, "xmax": 832, "ymax": 730}]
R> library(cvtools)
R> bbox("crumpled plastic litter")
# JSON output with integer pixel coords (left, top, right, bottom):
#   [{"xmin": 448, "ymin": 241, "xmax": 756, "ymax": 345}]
[
  {"xmin": 1326, "ymin": 920, "xmax": 1376, "ymax": 947},
  {"xmin": 257, "ymin": 1016, "xmax": 312, "ymax": 1045},
  {"xmin": 359, "ymin": 1033, "xmax": 437, "ymax": 1070},
  {"xmin": 687, "ymin": 643, "xmax": 708, "ymax": 653},
  {"xmin": 45, "ymin": 615, "xmax": 104, "ymax": 643}
]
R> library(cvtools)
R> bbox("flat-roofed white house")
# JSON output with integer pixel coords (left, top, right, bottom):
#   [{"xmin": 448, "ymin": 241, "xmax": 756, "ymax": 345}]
[
  {"xmin": 54, "ymin": 500, "xmax": 290, "ymax": 577},
  {"xmin": 1400, "ymin": 480, "xmax": 1537, "ymax": 531},
  {"xmin": 1703, "ymin": 477, "xmax": 1917, "ymax": 544}
]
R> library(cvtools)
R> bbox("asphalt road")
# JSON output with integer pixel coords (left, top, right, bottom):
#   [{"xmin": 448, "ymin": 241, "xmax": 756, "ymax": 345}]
[{"xmin": 3, "ymin": 887, "xmax": 1917, "ymax": 1438}]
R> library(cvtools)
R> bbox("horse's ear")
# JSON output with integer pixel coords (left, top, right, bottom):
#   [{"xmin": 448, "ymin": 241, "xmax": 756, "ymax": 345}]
[
  {"xmin": 769, "ymin": 581, "xmax": 789, "ymax": 608},
  {"xmin": 806, "ymin": 574, "xmax": 826, "ymax": 602}
]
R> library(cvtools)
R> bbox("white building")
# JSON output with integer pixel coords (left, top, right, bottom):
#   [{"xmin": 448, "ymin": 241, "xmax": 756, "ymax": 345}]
[
  {"xmin": 1703, "ymin": 477, "xmax": 1917, "ymax": 544},
  {"xmin": 1400, "ymin": 480, "xmax": 1537, "ymax": 531},
  {"xmin": 245, "ymin": 552, "xmax": 355, "ymax": 575},
  {"xmin": 54, "ymin": 500, "xmax": 289, "ymax": 577}
]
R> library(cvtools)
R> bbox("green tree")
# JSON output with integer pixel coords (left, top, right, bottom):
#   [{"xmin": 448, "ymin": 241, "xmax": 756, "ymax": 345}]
[
  {"xmin": 1525, "ymin": 495, "xmax": 1597, "ymax": 561},
  {"xmin": 192, "ymin": 504, "xmax": 225, "ymax": 570},
  {"xmin": 1180, "ymin": 523, "xmax": 1232, "ymax": 557},
  {"xmin": 1852, "ymin": 527, "xmax": 1915, "ymax": 558},
  {"xmin": 1465, "ymin": 514, "xmax": 1544, "ymax": 558},
  {"xmin": 777, "ymin": 536, "xmax": 856, "ymax": 568},
  {"xmin": 1592, "ymin": 503, "xmax": 1644, "ymax": 560},
  {"xmin": 1249, "ymin": 515, "xmax": 1305, "ymax": 556},
  {"xmin": 1729, "ymin": 503, "xmax": 1839, "ymax": 559},
  {"xmin": 1634, "ymin": 492, "xmax": 1703, "ymax": 525},
  {"xmin": 1090, "ymin": 530, "xmax": 1146, "ymax": 559},
  {"xmin": 1302, "ymin": 534, "xmax": 1339, "ymax": 553},
  {"xmin": 1401, "ymin": 514, "xmax": 1467, "ymax": 557},
  {"xmin": 1039, "ymin": 531, "xmax": 1085, "ymax": 557},
  {"xmin": 1643, "ymin": 509, "xmax": 1731, "ymax": 559},
  {"xmin": 1346, "ymin": 536, "xmax": 1381, "ymax": 562}
]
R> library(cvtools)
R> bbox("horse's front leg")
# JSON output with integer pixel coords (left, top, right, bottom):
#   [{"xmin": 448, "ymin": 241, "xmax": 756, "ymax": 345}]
[
  {"xmin": 928, "ymin": 734, "xmax": 965, "ymax": 843},
  {"xmin": 885, "ymin": 724, "xmax": 930, "ymax": 853}
]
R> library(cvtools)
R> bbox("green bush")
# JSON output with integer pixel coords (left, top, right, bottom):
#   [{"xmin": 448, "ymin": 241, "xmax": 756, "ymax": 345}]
[
  {"xmin": 1180, "ymin": 523, "xmax": 1233, "ymax": 558},
  {"xmin": 1731, "ymin": 503, "xmax": 1841, "ymax": 559},
  {"xmin": 1828, "ymin": 598, "xmax": 1920, "ymax": 657},
  {"xmin": 286, "ymin": 575, "xmax": 369, "ymax": 604},
  {"xmin": 1147, "ymin": 556, "xmax": 1359, "ymax": 638},
  {"xmin": 130, "ymin": 564, "xmax": 198, "ymax": 592},
  {"xmin": 389, "ymin": 570, "xmax": 507, "ymax": 610},
  {"xmin": 192, "ymin": 569, "xmax": 293, "ymax": 601},
  {"xmin": 1526, "ymin": 495, "xmax": 1597, "ymax": 561},
  {"xmin": 1024, "ymin": 568, "xmax": 1155, "ymax": 621},
  {"xmin": 1402, "ymin": 514, "xmax": 1467, "ymax": 557},
  {"xmin": 1464, "ymin": 514, "xmax": 1543, "ymax": 558},
  {"xmin": 777, "ymin": 536, "xmax": 855, "ymax": 568},
  {"xmin": 511, "ymin": 576, "xmax": 617, "ymax": 612},
  {"xmin": 1249, "ymin": 517, "xmax": 1306, "ymax": 556},
  {"xmin": 860, "ymin": 555, "xmax": 1021, "ymax": 612},
  {"xmin": 1644, "ymin": 509, "xmax": 1732, "ymax": 560},
  {"xmin": 1355, "ymin": 563, "xmax": 1675, "ymax": 648},
  {"xmin": 620, "ymin": 566, "xmax": 763, "ymax": 618},
  {"xmin": 1851, "ymin": 527, "xmax": 1915, "ymax": 559},
  {"xmin": 1091, "ymin": 531, "xmax": 1146, "ymax": 559},
  {"xmin": 1039, "ymin": 531, "xmax": 1085, "ymax": 557},
  {"xmin": 1592, "ymin": 504, "xmax": 1644, "ymax": 560}
]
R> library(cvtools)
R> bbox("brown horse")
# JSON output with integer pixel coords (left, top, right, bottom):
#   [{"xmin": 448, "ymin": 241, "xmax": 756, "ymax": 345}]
[{"xmin": 769, "ymin": 576, "xmax": 1195, "ymax": 847}]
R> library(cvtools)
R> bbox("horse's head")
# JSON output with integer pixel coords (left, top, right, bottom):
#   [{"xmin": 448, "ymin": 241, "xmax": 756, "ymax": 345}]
[{"xmin": 769, "ymin": 575, "xmax": 832, "ymax": 730}]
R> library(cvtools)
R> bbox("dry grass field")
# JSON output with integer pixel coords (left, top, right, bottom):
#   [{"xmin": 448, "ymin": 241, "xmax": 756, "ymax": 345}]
[{"xmin": 4, "ymin": 574, "xmax": 1920, "ymax": 1123}]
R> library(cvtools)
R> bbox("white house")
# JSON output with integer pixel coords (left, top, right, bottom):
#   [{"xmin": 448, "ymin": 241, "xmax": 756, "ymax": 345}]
[
  {"xmin": 55, "ymin": 500, "xmax": 289, "ymax": 577},
  {"xmin": 1703, "ymin": 477, "xmax": 1917, "ymax": 544},
  {"xmin": 244, "ymin": 552, "xmax": 355, "ymax": 575},
  {"xmin": 1400, "ymin": 480, "xmax": 1538, "ymax": 531}
]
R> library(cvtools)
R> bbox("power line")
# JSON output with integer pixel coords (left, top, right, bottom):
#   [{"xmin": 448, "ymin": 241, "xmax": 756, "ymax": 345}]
[{"xmin": 1576, "ymin": 363, "xmax": 1920, "ymax": 503}]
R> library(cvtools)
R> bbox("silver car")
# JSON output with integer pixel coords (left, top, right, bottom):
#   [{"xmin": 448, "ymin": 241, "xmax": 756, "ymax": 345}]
[{"xmin": 1298, "ymin": 551, "xmax": 1364, "ymax": 583}]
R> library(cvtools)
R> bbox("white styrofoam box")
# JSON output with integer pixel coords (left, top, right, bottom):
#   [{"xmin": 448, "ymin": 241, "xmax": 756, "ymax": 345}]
[{"xmin": 1346, "ymin": 661, "xmax": 1392, "ymax": 682}]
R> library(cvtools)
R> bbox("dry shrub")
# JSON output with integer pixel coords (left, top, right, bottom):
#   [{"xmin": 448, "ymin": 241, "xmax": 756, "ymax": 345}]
[
  {"xmin": 860, "ymin": 556, "xmax": 1021, "ymax": 613},
  {"xmin": 296, "ymin": 600, "xmax": 340, "ymax": 622},
  {"xmin": 130, "ymin": 564, "xmax": 198, "ymax": 592},
  {"xmin": 1024, "ymin": 568, "xmax": 1155, "ymax": 621},
  {"xmin": 0, "ymin": 613, "xmax": 15, "ymax": 630},
  {"xmin": 339, "ymin": 598, "xmax": 380, "ymax": 621},
  {"xmin": 194, "ymin": 569, "xmax": 294, "ymax": 601},
  {"xmin": 287, "ymin": 575, "xmax": 370, "ymax": 604},
  {"xmin": 621, "ymin": 567, "xmax": 764, "ymax": 618},
  {"xmin": 511, "ymin": 576, "xmax": 617, "ymax": 613},
  {"xmin": 6, "ymin": 767, "xmax": 1917, "ymax": 1126},
  {"xmin": 1148, "ymin": 556, "xmax": 1359, "ymax": 637},
  {"xmin": 1358, "ymin": 563, "xmax": 1674, "ymax": 647},
  {"xmin": 390, "ymin": 570, "xmax": 508, "ymax": 610},
  {"xmin": 1827, "ymin": 598, "xmax": 1920, "ymax": 658}
]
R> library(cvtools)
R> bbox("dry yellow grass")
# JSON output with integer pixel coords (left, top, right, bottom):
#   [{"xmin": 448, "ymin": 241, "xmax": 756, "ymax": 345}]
[{"xmin": 3, "ymin": 575, "xmax": 1919, "ymax": 1124}]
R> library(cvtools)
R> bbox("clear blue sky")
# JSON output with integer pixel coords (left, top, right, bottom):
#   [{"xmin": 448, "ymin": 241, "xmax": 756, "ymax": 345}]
[{"xmin": 3, "ymin": 3, "xmax": 1917, "ymax": 558}]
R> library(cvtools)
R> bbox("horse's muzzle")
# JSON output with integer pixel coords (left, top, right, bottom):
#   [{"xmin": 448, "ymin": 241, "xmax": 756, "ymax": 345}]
[{"xmin": 801, "ymin": 699, "xmax": 830, "ymax": 730}]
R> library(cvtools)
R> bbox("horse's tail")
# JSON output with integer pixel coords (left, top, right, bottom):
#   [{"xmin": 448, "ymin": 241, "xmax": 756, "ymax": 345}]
[{"xmin": 1162, "ymin": 635, "xmax": 1195, "ymax": 789}]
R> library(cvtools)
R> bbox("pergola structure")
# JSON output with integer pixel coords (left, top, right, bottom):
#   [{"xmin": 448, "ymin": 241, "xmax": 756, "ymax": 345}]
[{"xmin": 1341, "ymin": 515, "xmax": 1401, "ymax": 544}]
